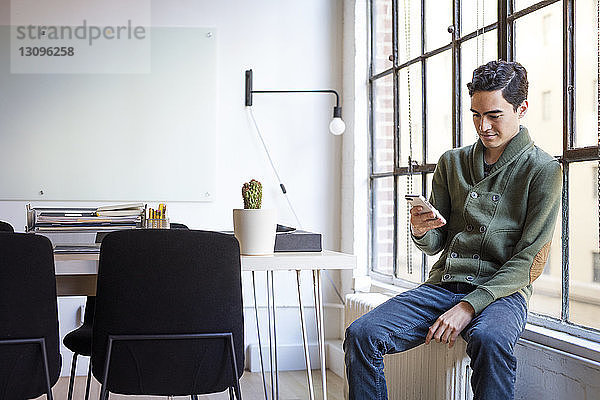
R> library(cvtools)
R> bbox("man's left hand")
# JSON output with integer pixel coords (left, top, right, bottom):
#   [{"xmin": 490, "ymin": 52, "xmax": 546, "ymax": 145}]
[{"xmin": 425, "ymin": 301, "xmax": 475, "ymax": 348}]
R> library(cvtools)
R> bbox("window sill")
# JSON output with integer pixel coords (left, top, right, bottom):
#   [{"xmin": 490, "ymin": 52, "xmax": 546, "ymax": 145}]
[
  {"xmin": 521, "ymin": 323, "xmax": 600, "ymax": 364},
  {"xmin": 368, "ymin": 277, "xmax": 418, "ymax": 295},
  {"xmin": 367, "ymin": 278, "xmax": 600, "ymax": 364}
]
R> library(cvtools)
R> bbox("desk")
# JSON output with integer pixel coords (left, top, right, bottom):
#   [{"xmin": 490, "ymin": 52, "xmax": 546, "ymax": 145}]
[{"xmin": 55, "ymin": 250, "xmax": 355, "ymax": 400}]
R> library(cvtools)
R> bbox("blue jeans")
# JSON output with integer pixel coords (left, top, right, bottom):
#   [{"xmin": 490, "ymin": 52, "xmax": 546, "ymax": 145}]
[{"xmin": 344, "ymin": 284, "xmax": 527, "ymax": 400}]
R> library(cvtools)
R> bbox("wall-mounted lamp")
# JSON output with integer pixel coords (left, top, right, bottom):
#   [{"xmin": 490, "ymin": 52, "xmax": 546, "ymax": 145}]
[
  {"xmin": 245, "ymin": 69, "xmax": 345, "ymax": 135},
  {"xmin": 243, "ymin": 68, "xmax": 348, "ymax": 325}
]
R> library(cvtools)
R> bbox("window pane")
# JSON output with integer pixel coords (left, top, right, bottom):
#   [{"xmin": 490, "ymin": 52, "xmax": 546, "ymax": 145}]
[
  {"xmin": 426, "ymin": 50, "xmax": 453, "ymax": 164},
  {"xmin": 514, "ymin": 2, "xmax": 563, "ymax": 157},
  {"xmin": 569, "ymin": 161, "xmax": 600, "ymax": 330},
  {"xmin": 396, "ymin": 174, "xmax": 423, "ymax": 282},
  {"xmin": 461, "ymin": 30, "xmax": 497, "ymax": 146},
  {"xmin": 424, "ymin": 0, "xmax": 452, "ymax": 52},
  {"xmin": 373, "ymin": 74, "xmax": 395, "ymax": 173},
  {"xmin": 514, "ymin": 0, "xmax": 546, "ymax": 11},
  {"xmin": 575, "ymin": 0, "xmax": 599, "ymax": 148},
  {"xmin": 373, "ymin": 0, "xmax": 393, "ymax": 74},
  {"xmin": 399, "ymin": 63, "xmax": 423, "ymax": 167},
  {"xmin": 398, "ymin": 0, "xmax": 422, "ymax": 63},
  {"xmin": 528, "ymin": 203, "xmax": 562, "ymax": 320},
  {"xmin": 372, "ymin": 176, "xmax": 395, "ymax": 276},
  {"xmin": 461, "ymin": 0, "xmax": 498, "ymax": 37}
]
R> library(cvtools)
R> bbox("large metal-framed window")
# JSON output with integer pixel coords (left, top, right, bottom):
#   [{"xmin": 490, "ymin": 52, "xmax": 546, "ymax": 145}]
[{"xmin": 369, "ymin": 0, "xmax": 600, "ymax": 341}]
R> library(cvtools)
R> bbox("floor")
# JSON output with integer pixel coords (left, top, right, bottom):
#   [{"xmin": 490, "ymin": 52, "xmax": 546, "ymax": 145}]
[{"xmin": 34, "ymin": 369, "xmax": 345, "ymax": 400}]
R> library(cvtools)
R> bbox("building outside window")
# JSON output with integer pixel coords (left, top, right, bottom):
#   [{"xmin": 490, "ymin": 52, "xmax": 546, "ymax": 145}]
[
  {"xmin": 594, "ymin": 252, "xmax": 600, "ymax": 283},
  {"xmin": 541, "ymin": 90, "xmax": 552, "ymax": 121},
  {"xmin": 369, "ymin": 0, "xmax": 600, "ymax": 339}
]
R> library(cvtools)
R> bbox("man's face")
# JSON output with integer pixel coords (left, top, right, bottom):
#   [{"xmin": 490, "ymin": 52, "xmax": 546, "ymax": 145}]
[{"xmin": 470, "ymin": 89, "xmax": 527, "ymax": 152}]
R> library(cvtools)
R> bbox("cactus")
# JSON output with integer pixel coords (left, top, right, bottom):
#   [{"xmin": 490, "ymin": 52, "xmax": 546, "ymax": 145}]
[{"xmin": 242, "ymin": 179, "xmax": 262, "ymax": 209}]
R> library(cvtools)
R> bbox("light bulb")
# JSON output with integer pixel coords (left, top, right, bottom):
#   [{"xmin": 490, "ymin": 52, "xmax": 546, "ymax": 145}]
[{"xmin": 329, "ymin": 117, "xmax": 346, "ymax": 135}]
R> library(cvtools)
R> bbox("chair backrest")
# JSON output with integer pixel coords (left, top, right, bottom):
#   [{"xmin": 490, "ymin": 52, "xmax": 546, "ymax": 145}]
[
  {"xmin": 0, "ymin": 234, "xmax": 61, "ymax": 400},
  {"xmin": 169, "ymin": 222, "xmax": 189, "ymax": 230},
  {"xmin": 0, "ymin": 221, "xmax": 14, "ymax": 233},
  {"xmin": 91, "ymin": 229, "xmax": 244, "ymax": 396}
]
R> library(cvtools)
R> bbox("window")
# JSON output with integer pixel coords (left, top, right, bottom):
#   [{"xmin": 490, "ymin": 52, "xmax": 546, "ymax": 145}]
[
  {"xmin": 593, "ymin": 253, "xmax": 600, "ymax": 283},
  {"xmin": 594, "ymin": 165, "xmax": 599, "ymax": 199},
  {"xmin": 369, "ymin": 0, "xmax": 600, "ymax": 340},
  {"xmin": 542, "ymin": 14, "xmax": 552, "ymax": 45},
  {"xmin": 541, "ymin": 90, "xmax": 552, "ymax": 121}
]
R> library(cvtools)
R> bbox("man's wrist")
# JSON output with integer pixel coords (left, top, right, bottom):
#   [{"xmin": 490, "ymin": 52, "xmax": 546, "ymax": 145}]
[
  {"xmin": 411, "ymin": 226, "xmax": 427, "ymax": 239},
  {"xmin": 459, "ymin": 301, "xmax": 476, "ymax": 316}
]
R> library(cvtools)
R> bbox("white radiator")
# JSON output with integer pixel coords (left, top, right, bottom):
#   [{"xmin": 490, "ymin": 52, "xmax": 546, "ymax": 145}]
[{"xmin": 344, "ymin": 293, "xmax": 473, "ymax": 400}]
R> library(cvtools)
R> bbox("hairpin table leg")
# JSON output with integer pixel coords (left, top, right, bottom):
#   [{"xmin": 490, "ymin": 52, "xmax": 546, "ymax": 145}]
[
  {"xmin": 314, "ymin": 269, "xmax": 327, "ymax": 400},
  {"xmin": 266, "ymin": 271, "xmax": 275, "ymax": 400},
  {"xmin": 297, "ymin": 270, "xmax": 315, "ymax": 400},
  {"xmin": 252, "ymin": 271, "xmax": 269, "ymax": 400},
  {"xmin": 270, "ymin": 270, "xmax": 279, "ymax": 399}
]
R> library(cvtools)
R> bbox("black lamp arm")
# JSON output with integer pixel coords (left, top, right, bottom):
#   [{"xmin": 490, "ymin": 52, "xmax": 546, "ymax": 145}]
[{"xmin": 245, "ymin": 70, "xmax": 341, "ymax": 116}]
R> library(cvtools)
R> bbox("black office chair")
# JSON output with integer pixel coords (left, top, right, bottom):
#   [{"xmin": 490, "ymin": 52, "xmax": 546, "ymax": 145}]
[
  {"xmin": 170, "ymin": 222, "xmax": 189, "ymax": 230},
  {"xmin": 0, "ymin": 220, "xmax": 14, "ymax": 232},
  {"xmin": 91, "ymin": 229, "xmax": 244, "ymax": 400},
  {"xmin": 63, "ymin": 297, "xmax": 96, "ymax": 400},
  {"xmin": 63, "ymin": 222, "xmax": 191, "ymax": 400},
  {"xmin": 0, "ymin": 233, "xmax": 61, "ymax": 400}
]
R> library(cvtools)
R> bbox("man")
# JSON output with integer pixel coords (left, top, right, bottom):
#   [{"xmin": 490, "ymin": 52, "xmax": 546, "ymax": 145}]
[{"xmin": 344, "ymin": 60, "xmax": 562, "ymax": 399}]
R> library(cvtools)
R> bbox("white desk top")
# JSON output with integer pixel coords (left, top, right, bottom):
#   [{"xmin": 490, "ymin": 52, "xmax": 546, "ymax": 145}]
[{"xmin": 54, "ymin": 250, "xmax": 356, "ymax": 275}]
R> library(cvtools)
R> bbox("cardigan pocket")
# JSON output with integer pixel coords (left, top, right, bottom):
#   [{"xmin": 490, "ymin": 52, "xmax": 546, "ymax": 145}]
[
  {"xmin": 476, "ymin": 260, "xmax": 500, "ymax": 280},
  {"xmin": 484, "ymin": 229, "xmax": 522, "ymax": 265}
]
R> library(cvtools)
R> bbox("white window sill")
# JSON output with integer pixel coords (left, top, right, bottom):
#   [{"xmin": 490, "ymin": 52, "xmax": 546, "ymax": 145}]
[
  {"xmin": 366, "ymin": 278, "xmax": 600, "ymax": 364},
  {"xmin": 521, "ymin": 323, "xmax": 600, "ymax": 364},
  {"xmin": 368, "ymin": 278, "xmax": 416, "ymax": 295}
]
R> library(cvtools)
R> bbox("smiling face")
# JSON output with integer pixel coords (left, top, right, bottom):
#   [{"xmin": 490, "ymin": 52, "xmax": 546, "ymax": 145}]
[{"xmin": 470, "ymin": 89, "xmax": 528, "ymax": 162}]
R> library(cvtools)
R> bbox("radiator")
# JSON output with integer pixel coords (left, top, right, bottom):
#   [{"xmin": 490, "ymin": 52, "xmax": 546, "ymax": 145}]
[{"xmin": 344, "ymin": 293, "xmax": 473, "ymax": 400}]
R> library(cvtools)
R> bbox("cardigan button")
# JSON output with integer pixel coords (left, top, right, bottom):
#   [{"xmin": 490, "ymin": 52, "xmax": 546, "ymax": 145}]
[
  {"xmin": 492, "ymin": 194, "xmax": 500, "ymax": 202},
  {"xmin": 466, "ymin": 275, "xmax": 474, "ymax": 281},
  {"xmin": 470, "ymin": 192, "xmax": 478, "ymax": 199},
  {"xmin": 443, "ymin": 274, "xmax": 451, "ymax": 280},
  {"xmin": 473, "ymin": 254, "xmax": 480, "ymax": 260},
  {"xmin": 466, "ymin": 224, "xmax": 474, "ymax": 232},
  {"xmin": 450, "ymin": 252, "xmax": 458, "ymax": 258},
  {"xmin": 479, "ymin": 226, "xmax": 487, "ymax": 233}
]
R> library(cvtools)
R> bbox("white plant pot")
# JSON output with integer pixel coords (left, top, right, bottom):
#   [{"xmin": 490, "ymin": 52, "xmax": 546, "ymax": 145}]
[{"xmin": 233, "ymin": 208, "xmax": 277, "ymax": 256}]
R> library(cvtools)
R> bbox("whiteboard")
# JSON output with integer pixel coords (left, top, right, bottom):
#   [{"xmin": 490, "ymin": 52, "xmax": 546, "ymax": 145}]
[{"xmin": 0, "ymin": 27, "xmax": 216, "ymax": 202}]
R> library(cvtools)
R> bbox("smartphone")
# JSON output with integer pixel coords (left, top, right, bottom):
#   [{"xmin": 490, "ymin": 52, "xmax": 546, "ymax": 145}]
[{"xmin": 405, "ymin": 194, "xmax": 447, "ymax": 225}]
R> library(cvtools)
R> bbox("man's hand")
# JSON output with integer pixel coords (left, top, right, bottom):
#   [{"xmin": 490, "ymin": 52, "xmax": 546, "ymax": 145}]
[
  {"xmin": 425, "ymin": 301, "xmax": 475, "ymax": 348},
  {"xmin": 410, "ymin": 206, "xmax": 446, "ymax": 238}
]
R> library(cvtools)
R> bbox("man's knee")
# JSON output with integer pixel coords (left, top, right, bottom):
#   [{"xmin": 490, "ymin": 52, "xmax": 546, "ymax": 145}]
[
  {"xmin": 344, "ymin": 316, "xmax": 372, "ymax": 349},
  {"xmin": 344, "ymin": 315, "xmax": 385, "ymax": 358},
  {"xmin": 467, "ymin": 326, "xmax": 512, "ymax": 354}
]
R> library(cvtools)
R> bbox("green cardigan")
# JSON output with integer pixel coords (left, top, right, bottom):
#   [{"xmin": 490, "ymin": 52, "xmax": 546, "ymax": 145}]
[{"xmin": 412, "ymin": 127, "xmax": 562, "ymax": 315}]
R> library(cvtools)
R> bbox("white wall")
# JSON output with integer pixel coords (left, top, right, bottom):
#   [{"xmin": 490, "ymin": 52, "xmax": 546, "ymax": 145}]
[
  {"xmin": 340, "ymin": 0, "xmax": 370, "ymax": 296},
  {"xmin": 0, "ymin": 0, "xmax": 345, "ymax": 376}
]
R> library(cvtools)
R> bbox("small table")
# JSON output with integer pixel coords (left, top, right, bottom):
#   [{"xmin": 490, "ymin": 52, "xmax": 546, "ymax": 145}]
[{"xmin": 55, "ymin": 250, "xmax": 355, "ymax": 400}]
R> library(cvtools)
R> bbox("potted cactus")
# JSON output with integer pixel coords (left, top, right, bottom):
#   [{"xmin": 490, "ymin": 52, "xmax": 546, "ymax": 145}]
[
  {"xmin": 242, "ymin": 179, "xmax": 263, "ymax": 209},
  {"xmin": 233, "ymin": 179, "xmax": 277, "ymax": 255}
]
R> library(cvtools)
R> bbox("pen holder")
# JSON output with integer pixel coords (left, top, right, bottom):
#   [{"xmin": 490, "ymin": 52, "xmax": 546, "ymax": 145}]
[{"xmin": 145, "ymin": 218, "xmax": 170, "ymax": 229}]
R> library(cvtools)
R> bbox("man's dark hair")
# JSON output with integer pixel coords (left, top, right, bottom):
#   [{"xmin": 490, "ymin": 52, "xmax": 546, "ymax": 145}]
[{"xmin": 467, "ymin": 60, "xmax": 528, "ymax": 111}]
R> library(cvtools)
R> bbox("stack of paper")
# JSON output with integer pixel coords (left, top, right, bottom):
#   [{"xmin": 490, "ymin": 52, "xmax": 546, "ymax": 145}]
[
  {"xmin": 96, "ymin": 203, "xmax": 145, "ymax": 217},
  {"xmin": 27, "ymin": 204, "xmax": 144, "ymax": 232}
]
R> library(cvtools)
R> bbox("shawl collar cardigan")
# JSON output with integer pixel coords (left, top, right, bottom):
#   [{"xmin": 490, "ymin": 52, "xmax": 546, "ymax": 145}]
[{"xmin": 412, "ymin": 126, "xmax": 562, "ymax": 315}]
